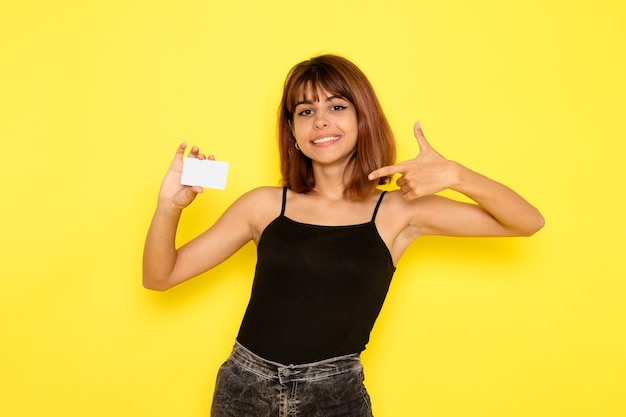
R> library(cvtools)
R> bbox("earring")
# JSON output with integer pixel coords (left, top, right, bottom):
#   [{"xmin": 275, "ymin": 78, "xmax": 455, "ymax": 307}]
[{"xmin": 294, "ymin": 142, "xmax": 300, "ymax": 150}]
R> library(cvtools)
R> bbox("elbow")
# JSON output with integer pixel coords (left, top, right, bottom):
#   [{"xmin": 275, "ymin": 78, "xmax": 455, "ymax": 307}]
[
  {"xmin": 142, "ymin": 275, "xmax": 174, "ymax": 291},
  {"xmin": 143, "ymin": 283, "xmax": 169, "ymax": 292},
  {"xmin": 503, "ymin": 210, "xmax": 545, "ymax": 237},
  {"xmin": 520, "ymin": 212, "xmax": 546, "ymax": 237}
]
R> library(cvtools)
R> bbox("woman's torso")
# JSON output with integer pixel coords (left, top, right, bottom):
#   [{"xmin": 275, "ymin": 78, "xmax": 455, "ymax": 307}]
[{"xmin": 237, "ymin": 187, "xmax": 399, "ymax": 364}]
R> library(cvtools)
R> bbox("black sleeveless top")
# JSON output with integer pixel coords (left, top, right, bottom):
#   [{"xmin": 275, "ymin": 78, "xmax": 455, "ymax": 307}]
[{"xmin": 237, "ymin": 188, "xmax": 396, "ymax": 364}]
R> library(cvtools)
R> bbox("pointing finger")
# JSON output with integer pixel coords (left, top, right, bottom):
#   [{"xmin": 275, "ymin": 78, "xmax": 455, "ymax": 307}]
[{"xmin": 368, "ymin": 163, "xmax": 406, "ymax": 181}]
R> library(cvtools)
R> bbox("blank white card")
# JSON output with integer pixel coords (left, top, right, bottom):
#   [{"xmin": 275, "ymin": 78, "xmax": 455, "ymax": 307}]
[{"xmin": 180, "ymin": 158, "xmax": 229, "ymax": 190}]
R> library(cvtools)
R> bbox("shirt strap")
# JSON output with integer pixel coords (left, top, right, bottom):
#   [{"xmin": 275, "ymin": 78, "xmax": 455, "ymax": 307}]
[
  {"xmin": 280, "ymin": 187, "xmax": 288, "ymax": 216},
  {"xmin": 371, "ymin": 191, "xmax": 387, "ymax": 222}
]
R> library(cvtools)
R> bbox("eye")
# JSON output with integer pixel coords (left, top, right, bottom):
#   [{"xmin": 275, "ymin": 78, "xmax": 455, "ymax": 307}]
[
  {"xmin": 297, "ymin": 109, "xmax": 313, "ymax": 117},
  {"xmin": 331, "ymin": 105, "xmax": 347, "ymax": 111}
]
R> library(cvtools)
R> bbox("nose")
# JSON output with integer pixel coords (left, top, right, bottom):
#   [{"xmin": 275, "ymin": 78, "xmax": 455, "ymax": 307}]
[{"xmin": 314, "ymin": 113, "xmax": 329, "ymax": 129}]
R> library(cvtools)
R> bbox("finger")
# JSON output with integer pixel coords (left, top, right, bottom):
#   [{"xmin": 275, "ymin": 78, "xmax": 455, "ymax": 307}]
[
  {"xmin": 413, "ymin": 122, "xmax": 433, "ymax": 153},
  {"xmin": 400, "ymin": 184, "xmax": 418, "ymax": 201},
  {"xmin": 188, "ymin": 145, "xmax": 200, "ymax": 158},
  {"xmin": 368, "ymin": 163, "xmax": 406, "ymax": 181},
  {"xmin": 208, "ymin": 154, "xmax": 215, "ymax": 161},
  {"xmin": 174, "ymin": 142, "xmax": 188, "ymax": 161},
  {"xmin": 403, "ymin": 190, "xmax": 417, "ymax": 201},
  {"xmin": 197, "ymin": 153, "xmax": 207, "ymax": 160}
]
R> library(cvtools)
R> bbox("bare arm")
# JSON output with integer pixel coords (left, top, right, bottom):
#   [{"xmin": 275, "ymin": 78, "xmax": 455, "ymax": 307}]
[
  {"xmin": 142, "ymin": 143, "xmax": 259, "ymax": 291},
  {"xmin": 369, "ymin": 123, "xmax": 545, "ymax": 238}
]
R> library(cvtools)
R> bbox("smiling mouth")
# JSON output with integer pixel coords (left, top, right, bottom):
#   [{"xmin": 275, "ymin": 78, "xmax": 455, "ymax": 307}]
[{"xmin": 313, "ymin": 136, "xmax": 340, "ymax": 144}]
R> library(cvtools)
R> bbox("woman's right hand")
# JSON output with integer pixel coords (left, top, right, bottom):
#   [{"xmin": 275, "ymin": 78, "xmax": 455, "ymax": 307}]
[{"xmin": 158, "ymin": 142, "xmax": 213, "ymax": 210}]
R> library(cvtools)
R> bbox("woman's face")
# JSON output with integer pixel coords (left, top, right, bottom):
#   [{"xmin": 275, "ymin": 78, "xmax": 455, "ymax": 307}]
[{"xmin": 291, "ymin": 85, "xmax": 358, "ymax": 169}]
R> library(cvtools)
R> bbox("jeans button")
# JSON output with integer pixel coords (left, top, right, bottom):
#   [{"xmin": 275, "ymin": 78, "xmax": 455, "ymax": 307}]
[{"xmin": 282, "ymin": 368, "xmax": 291, "ymax": 377}]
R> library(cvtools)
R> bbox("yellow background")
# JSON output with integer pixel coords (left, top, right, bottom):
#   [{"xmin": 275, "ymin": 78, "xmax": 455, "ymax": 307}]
[{"xmin": 1, "ymin": 0, "xmax": 625, "ymax": 416}]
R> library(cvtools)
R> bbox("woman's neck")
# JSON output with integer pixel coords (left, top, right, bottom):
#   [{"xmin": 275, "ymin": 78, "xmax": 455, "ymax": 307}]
[{"xmin": 310, "ymin": 162, "xmax": 352, "ymax": 201}]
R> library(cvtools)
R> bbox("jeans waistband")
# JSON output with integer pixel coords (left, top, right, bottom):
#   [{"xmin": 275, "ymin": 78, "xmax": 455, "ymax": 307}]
[{"xmin": 230, "ymin": 341, "xmax": 363, "ymax": 383}]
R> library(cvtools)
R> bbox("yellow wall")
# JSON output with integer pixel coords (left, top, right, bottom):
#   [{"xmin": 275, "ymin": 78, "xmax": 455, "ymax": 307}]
[{"xmin": 1, "ymin": 0, "xmax": 624, "ymax": 416}]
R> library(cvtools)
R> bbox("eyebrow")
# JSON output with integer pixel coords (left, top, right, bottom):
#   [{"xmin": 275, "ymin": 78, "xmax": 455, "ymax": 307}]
[{"xmin": 294, "ymin": 95, "xmax": 345, "ymax": 108}]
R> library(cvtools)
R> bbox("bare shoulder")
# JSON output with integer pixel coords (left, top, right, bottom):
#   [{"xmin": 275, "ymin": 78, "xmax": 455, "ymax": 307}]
[
  {"xmin": 377, "ymin": 189, "xmax": 430, "ymax": 233},
  {"xmin": 230, "ymin": 186, "xmax": 284, "ymax": 242},
  {"xmin": 376, "ymin": 190, "xmax": 456, "ymax": 262},
  {"xmin": 236, "ymin": 186, "xmax": 283, "ymax": 205}
]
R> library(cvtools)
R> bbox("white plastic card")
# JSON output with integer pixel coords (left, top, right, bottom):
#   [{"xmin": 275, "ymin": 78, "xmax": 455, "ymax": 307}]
[{"xmin": 180, "ymin": 158, "xmax": 229, "ymax": 190}]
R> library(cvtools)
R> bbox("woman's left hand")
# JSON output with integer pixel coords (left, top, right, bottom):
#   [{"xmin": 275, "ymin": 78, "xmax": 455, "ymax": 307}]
[{"xmin": 368, "ymin": 122, "xmax": 460, "ymax": 201}]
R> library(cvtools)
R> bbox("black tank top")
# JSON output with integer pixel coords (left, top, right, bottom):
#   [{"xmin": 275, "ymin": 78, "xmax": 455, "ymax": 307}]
[{"xmin": 237, "ymin": 188, "xmax": 396, "ymax": 364}]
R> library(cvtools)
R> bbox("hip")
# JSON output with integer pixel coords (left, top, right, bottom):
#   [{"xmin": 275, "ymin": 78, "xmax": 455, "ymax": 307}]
[{"xmin": 211, "ymin": 341, "xmax": 374, "ymax": 417}]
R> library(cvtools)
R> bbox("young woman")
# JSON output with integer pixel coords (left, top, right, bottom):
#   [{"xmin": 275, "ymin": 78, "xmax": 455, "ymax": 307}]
[{"xmin": 143, "ymin": 54, "xmax": 544, "ymax": 417}]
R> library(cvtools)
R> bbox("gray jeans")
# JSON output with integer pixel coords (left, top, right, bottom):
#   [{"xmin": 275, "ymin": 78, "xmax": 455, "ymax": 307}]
[{"xmin": 211, "ymin": 341, "xmax": 374, "ymax": 417}]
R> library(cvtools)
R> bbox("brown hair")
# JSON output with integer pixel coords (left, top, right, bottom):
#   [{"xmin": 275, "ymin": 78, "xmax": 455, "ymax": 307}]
[{"xmin": 278, "ymin": 54, "xmax": 396, "ymax": 200}]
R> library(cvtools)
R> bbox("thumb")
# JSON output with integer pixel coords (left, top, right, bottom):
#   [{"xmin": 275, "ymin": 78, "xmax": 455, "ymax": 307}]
[{"xmin": 413, "ymin": 122, "xmax": 432, "ymax": 154}]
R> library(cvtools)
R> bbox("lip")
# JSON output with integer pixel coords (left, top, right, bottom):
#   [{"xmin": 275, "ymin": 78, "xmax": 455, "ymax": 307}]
[{"xmin": 311, "ymin": 135, "xmax": 341, "ymax": 145}]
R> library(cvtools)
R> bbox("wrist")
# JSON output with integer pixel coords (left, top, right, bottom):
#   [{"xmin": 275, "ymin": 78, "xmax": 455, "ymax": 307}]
[
  {"xmin": 155, "ymin": 200, "xmax": 184, "ymax": 216},
  {"xmin": 447, "ymin": 160, "xmax": 468, "ymax": 187},
  {"xmin": 447, "ymin": 161, "xmax": 482, "ymax": 193}
]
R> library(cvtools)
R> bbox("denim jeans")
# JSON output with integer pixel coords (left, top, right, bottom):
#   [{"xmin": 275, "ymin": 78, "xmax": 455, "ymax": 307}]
[{"xmin": 211, "ymin": 341, "xmax": 374, "ymax": 417}]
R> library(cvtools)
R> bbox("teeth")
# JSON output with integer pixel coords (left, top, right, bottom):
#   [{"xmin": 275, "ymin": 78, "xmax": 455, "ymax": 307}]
[{"xmin": 313, "ymin": 136, "xmax": 340, "ymax": 144}]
